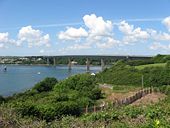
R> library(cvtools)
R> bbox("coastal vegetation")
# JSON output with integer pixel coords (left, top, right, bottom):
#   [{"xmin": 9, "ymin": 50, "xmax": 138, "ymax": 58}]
[
  {"xmin": 0, "ymin": 54, "xmax": 170, "ymax": 127},
  {"xmin": 4, "ymin": 74, "xmax": 102, "ymax": 122},
  {"xmin": 97, "ymin": 55, "xmax": 170, "ymax": 87}
]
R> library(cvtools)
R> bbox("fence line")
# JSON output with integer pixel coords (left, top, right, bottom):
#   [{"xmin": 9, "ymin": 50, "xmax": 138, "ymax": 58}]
[{"xmin": 82, "ymin": 87, "xmax": 154, "ymax": 114}]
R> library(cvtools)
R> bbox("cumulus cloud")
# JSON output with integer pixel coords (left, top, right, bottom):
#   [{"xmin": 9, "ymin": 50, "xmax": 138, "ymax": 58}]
[
  {"xmin": 18, "ymin": 26, "xmax": 50, "ymax": 47},
  {"xmin": 118, "ymin": 21, "xmax": 134, "ymax": 35},
  {"xmin": 3, "ymin": 14, "xmax": 170, "ymax": 54},
  {"xmin": 162, "ymin": 16, "xmax": 170, "ymax": 32},
  {"xmin": 96, "ymin": 37, "xmax": 120, "ymax": 49},
  {"xmin": 83, "ymin": 14, "xmax": 113, "ymax": 37},
  {"xmin": 68, "ymin": 43, "xmax": 91, "ymax": 50},
  {"xmin": 0, "ymin": 32, "xmax": 15, "ymax": 43},
  {"xmin": 58, "ymin": 14, "xmax": 113, "ymax": 42},
  {"xmin": 150, "ymin": 42, "xmax": 170, "ymax": 50},
  {"xmin": 148, "ymin": 28, "xmax": 170, "ymax": 51},
  {"xmin": 0, "ymin": 32, "xmax": 15, "ymax": 48},
  {"xmin": 119, "ymin": 21, "xmax": 149, "ymax": 44},
  {"xmin": 156, "ymin": 32, "xmax": 170, "ymax": 41},
  {"xmin": 147, "ymin": 29, "xmax": 170, "ymax": 41},
  {"xmin": 0, "ymin": 32, "xmax": 10, "ymax": 43},
  {"xmin": 58, "ymin": 27, "xmax": 88, "ymax": 41},
  {"xmin": 58, "ymin": 14, "xmax": 116, "ymax": 49}
]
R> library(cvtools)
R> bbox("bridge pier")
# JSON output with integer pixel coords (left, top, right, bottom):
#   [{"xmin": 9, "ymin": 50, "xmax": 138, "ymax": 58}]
[
  {"xmin": 86, "ymin": 58, "xmax": 90, "ymax": 72},
  {"xmin": 53, "ymin": 58, "xmax": 56, "ymax": 66},
  {"xmin": 68, "ymin": 58, "xmax": 72, "ymax": 70},
  {"xmin": 101, "ymin": 58, "xmax": 105, "ymax": 71},
  {"xmin": 47, "ymin": 58, "xmax": 50, "ymax": 65}
]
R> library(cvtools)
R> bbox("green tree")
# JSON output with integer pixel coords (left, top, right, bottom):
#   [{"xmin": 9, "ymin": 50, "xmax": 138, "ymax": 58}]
[{"xmin": 33, "ymin": 77, "xmax": 58, "ymax": 92}]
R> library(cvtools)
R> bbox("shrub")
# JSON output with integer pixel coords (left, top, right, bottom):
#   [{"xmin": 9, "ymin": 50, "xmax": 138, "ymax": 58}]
[
  {"xmin": 166, "ymin": 61, "xmax": 170, "ymax": 68},
  {"xmin": 89, "ymin": 88, "xmax": 102, "ymax": 100},
  {"xmin": 0, "ymin": 95, "xmax": 5, "ymax": 104},
  {"xmin": 159, "ymin": 85, "xmax": 170, "ymax": 95},
  {"xmin": 33, "ymin": 77, "xmax": 58, "ymax": 92}
]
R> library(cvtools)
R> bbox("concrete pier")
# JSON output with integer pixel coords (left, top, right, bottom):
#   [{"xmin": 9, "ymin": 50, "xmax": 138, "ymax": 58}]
[
  {"xmin": 47, "ymin": 58, "xmax": 50, "ymax": 65},
  {"xmin": 53, "ymin": 58, "xmax": 56, "ymax": 66},
  {"xmin": 86, "ymin": 58, "xmax": 90, "ymax": 71},
  {"xmin": 101, "ymin": 58, "xmax": 105, "ymax": 71},
  {"xmin": 68, "ymin": 58, "xmax": 72, "ymax": 70}
]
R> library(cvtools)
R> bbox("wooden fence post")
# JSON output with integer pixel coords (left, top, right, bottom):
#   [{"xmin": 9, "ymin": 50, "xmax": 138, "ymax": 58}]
[
  {"xmin": 85, "ymin": 105, "xmax": 88, "ymax": 114},
  {"xmin": 151, "ymin": 86, "xmax": 154, "ymax": 93},
  {"xmin": 94, "ymin": 105, "xmax": 96, "ymax": 112},
  {"xmin": 100, "ymin": 106, "xmax": 103, "ymax": 111}
]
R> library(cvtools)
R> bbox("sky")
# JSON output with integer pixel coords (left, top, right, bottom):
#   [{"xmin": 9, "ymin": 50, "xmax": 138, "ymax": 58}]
[{"xmin": 0, "ymin": 0, "xmax": 170, "ymax": 56}]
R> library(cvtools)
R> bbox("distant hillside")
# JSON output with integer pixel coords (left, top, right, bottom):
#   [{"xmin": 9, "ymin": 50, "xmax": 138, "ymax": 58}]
[{"xmin": 97, "ymin": 57, "xmax": 170, "ymax": 87}]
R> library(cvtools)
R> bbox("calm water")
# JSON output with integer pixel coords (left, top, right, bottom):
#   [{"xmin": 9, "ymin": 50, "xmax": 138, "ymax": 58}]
[{"xmin": 0, "ymin": 65, "xmax": 101, "ymax": 96}]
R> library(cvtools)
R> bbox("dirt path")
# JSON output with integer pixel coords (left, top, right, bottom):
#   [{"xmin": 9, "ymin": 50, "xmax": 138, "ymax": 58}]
[
  {"xmin": 99, "ymin": 84, "xmax": 166, "ymax": 106},
  {"xmin": 131, "ymin": 92, "xmax": 166, "ymax": 106},
  {"xmin": 99, "ymin": 84, "xmax": 141, "ymax": 102}
]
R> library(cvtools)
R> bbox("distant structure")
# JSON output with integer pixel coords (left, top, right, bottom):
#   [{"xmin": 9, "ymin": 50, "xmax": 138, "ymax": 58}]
[{"xmin": 0, "ymin": 55, "xmax": 152, "ymax": 71}]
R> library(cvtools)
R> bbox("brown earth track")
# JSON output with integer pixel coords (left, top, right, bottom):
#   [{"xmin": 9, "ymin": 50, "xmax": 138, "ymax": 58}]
[
  {"xmin": 99, "ymin": 84, "xmax": 166, "ymax": 106},
  {"xmin": 131, "ymin": 92, "xmax": 166, "ymax": 106}
]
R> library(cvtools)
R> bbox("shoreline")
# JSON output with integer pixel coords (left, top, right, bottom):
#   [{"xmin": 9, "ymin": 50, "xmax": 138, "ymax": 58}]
[
  {"xmin": 0, "ymin": 64, "xmax": 102, "ymax": 97},
  {"xmin": 0, "ymin": 63, "xmax": 104, "ymax": 67}
]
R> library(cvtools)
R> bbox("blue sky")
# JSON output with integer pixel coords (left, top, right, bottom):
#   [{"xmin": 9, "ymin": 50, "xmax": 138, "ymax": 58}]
[{"xmin": 0, "ymin": 0, "xmax": 170, "ymax": 56}]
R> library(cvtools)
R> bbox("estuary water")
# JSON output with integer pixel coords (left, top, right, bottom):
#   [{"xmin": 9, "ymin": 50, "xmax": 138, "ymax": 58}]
[{"xmin": 0, "ymin": 65, "xmax": 101, "ymax": 96}]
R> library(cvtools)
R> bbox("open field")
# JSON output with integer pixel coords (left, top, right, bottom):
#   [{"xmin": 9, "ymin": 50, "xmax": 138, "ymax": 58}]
[
  {"xmin": 135, "ymin": 63, "xmax": 166, "ymax": 70},
  {"xmin": 99, "ymin": 84, "xmax": 140, "ymax": 103}
]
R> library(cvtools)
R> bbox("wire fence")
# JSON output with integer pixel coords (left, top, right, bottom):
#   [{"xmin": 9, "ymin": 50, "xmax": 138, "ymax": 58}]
[{"xmin": 81, "ymin": 87, "xmax": 154, "ymax": 114}]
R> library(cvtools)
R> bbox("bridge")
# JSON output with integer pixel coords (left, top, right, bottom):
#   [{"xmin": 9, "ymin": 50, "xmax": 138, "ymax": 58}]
[{"xmin": 0, "ymin": 55, "xmax": 152, "ymax": 71}]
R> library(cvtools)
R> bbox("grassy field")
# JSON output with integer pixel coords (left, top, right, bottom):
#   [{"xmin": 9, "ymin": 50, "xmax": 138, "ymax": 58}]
[
  {"xmin": 112, "ymin": 85, "xmax": 141, "ymax": 93},
  {"xmin": 135, "ymin": 63, "xmax": 166, "ymax": 70},
  {"xmin": 99, "ymin": 84, "xmax": 141, "ymax": 103}
]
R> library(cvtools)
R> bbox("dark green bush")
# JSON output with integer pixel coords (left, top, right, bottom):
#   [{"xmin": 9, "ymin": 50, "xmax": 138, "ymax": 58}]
[
  {"xmin": 10, "ymin": 74, "xmax": 101, "ymax": 121},
  {"xmin": 159, "ymin": 85, "xmax": 170, "ymax": 95},
  {"xmin": 33, "ymin": 77, "xmax": 58, "ymax": 92},
  {"xmin": 89, "ymin": 88, "xmax": 102, "ymax": 100},
  {"xmin": 126, "ymin": 59, "xmax": 154, "ymax": 66},
  {"xmin": 152, "ymin": 54, "xmax": 170, "ymax": 63},
  {"xmin": 54, "ymin": 93, "xmax": 69, "ymax": 102},
  {"xmin": 0, "ymin": 95, "xmax": 5, "ymax": 104}
]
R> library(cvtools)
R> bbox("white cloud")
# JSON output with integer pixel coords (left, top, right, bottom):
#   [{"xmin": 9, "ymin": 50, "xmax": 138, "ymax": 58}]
[
  {"xmin": 18, "ymin": 26, "xmax": 50, "ymax": 47},
  {"xmin": 58, "ymin": 27, "xmax": 88, "ymax": 41},
  {"xmin": 0, "ymin": 32, "xmax": 15, "ymax": 48},
  {"xmin": 147, "ymin": 29, "xmax": 170, "ymax": 41},
  {"xmin": 119, "ymin": 21, "xmax": 149, "ymax": 44},
  {"xmin": 69, "ymin": 43, "xmax": 91, "ymax": 50},
  {"xmin": 58, "ymin": 14, "xmax": 117, "ymax": 50},
  {"xmin": 118, "ymin": 21, "xmax": 134, "ymax": 35},
  {"xmin": 148, "ymin": 28, "xmax": 170, "ymax": 51},
  {"xmin": 157, "ymin": 32, "xmax": 170, "ymax": 41},
  {"xmin": 0, "ymin": 32, "xmax": 15, "ymax": 44},
  {"xmin": 0, "ymin": 32, "xmax": 10, "ymax": 43},
  {"xmin": 150, "ymin": 42, "xmax": 170, "ymax": 50},
  {"xmin": 162, "ymin": 16, "xmax": 170, "ymax": 32},
  {"xmin": 83, "ymin": 14, "xmax": 116, "ymax": 49},
  {"xmin": 96, "ymin": 37, "xmax": 120, "ymax": 49},
  {"xmin": 83, "ymin": 14, "xmax": 113, "ymax": 37},
  {"xmin": 58, "ymin": 14, "xmax": 113, "ymax": 42}
]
